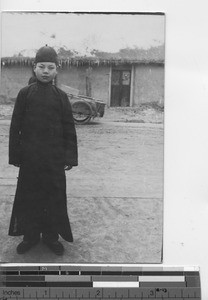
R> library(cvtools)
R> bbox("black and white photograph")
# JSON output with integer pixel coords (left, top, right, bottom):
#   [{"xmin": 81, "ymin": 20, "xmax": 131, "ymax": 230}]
[{"xmin": 0, "ymin": 12, "xmax": 165, "ymax": 263}]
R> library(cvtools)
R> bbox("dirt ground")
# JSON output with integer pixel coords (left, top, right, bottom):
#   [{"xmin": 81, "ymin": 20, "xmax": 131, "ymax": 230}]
[{"xmin": 0, "ymin": 105, "xmax": 164, "ymax": 264}]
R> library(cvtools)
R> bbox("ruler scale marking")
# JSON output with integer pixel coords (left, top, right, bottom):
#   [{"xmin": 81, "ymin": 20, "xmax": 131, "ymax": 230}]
[{"xmin": 0, "ymin": 266, "xmax": 201, "ymax": 299}]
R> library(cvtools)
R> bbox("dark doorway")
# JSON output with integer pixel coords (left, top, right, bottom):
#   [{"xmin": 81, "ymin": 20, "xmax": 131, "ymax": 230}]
[{"xmin": 111, "ymin": 69, "xmax": 131, "ymax": 107}]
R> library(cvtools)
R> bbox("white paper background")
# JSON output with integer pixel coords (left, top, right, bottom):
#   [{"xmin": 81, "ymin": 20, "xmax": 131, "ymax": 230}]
[{"xmin": 1, "ymin": 0, "xmax": 208, "ymax": 298}]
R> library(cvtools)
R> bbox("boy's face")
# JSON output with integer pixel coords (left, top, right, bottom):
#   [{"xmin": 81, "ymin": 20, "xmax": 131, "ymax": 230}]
[{"xmin": 34, "ymin": 62, "xmax": 57, "ymax": 83}]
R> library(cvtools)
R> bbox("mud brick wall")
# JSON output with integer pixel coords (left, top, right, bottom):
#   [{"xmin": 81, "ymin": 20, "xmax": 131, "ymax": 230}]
[
  {"xmin": 1, "ymin": 66, "xmax": 32, "ymax": 100},
  {"xmin": 58, "ymin": 66, "xmax": 110, "ymax": 103},
  {"xmin": 1, "ymin": 64, "xmax": 164, "ymax": 106},
  {"xmin": 133, "ymin": 64, "xmax": 164, "ymax": 105}
]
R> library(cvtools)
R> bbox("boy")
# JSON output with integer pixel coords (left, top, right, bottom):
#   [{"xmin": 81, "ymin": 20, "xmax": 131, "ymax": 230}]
[{"xmin": 8, "ymin": 45, "xmax": 78, "ymax": 256}]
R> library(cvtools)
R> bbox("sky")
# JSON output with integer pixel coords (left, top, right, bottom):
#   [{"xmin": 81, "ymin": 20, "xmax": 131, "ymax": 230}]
[{"xmin": 1, "ymin": 12, "xmax": 165, "ymax": 57}]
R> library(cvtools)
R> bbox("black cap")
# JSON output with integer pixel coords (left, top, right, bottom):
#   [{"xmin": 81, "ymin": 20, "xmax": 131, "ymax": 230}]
[{"xmin": 35, "ymin": 45, "xmax": 58, "ymax": 64}]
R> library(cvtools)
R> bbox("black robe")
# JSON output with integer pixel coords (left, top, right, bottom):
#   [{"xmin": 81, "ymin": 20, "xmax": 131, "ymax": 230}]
[{"xmin": 8, "ymin": 80, "xmax": 78, "ymax": 242}]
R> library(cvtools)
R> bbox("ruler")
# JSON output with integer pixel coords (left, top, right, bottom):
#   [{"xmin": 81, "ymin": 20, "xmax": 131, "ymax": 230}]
[{"xmin": 0, "ymin": 265, "xmax": 201, "ymax": 299}]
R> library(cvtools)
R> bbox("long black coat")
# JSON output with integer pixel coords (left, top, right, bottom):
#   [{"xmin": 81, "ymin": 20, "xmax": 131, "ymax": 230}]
[{"xmin": 8, "ymin": 80, "xmax": 78, "ymax": 242}]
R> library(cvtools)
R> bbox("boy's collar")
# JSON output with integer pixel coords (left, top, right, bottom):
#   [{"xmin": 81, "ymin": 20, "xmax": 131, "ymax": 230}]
[{"xmin": 36, "ymin": 79, "xmax": 53, "ymax": 86}]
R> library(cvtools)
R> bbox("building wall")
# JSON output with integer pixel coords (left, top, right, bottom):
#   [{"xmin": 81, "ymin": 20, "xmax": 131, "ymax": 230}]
[
  {"xmin": 1, "ymin": 65, "xmax": 32, "ymax": 100},
  {"xmin": 91, "ymin": 66, "xmax": 111, "ymax": 102},
  {"xmin": 0, "ymin": 65, "xmax": 110, "ymax": 102},
  {"xmin": 133, "ymin": 64, "xmax": 164, "ymax": 105},
  {"xmin": 58, "ymin": 65, "xmax": 110, "ymax": 103},
  {"xmin": 57, "ymin": 66, "xmax": 86, "ymax": 95},
  {"xmin": 1, "ymin": 64, "xmax": 164, "ymax": 106}
]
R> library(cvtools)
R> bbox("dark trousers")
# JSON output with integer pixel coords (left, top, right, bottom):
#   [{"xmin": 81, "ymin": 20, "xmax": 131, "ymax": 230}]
[{"xmin": 23, "ymin": 209, "xmax": 59, "ymax": 243}]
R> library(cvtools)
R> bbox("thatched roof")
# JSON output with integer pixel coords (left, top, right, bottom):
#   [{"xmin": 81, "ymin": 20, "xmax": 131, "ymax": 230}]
[{"xmin": 1, "ymin": 45, "xmax": 164, "ymax": 67}]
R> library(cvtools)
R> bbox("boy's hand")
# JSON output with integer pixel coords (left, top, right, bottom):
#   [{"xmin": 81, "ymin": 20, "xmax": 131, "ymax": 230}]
[{"xmin": 64, "ymin": 165, "xmax": 73, "ymax": 171}]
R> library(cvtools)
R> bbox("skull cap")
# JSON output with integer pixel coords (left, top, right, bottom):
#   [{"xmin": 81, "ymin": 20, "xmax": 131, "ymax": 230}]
[{"xmin": 35, "ymin": 45, "xmax": 58, "ymax": 64}]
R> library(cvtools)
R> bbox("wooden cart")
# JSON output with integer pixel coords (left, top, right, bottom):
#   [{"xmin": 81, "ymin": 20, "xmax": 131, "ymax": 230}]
[{"xmin": 61, "ymin": 85, "xmax": 106, "ymax": 125}]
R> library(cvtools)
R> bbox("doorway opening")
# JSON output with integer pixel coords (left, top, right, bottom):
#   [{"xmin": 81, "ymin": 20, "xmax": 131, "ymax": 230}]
[{"xmin": 110, "ymin": 68, "xmax": 131, "ymax": 107}]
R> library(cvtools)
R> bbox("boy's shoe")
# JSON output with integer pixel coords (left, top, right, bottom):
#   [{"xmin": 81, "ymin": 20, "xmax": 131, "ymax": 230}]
[
  {"xmin": 43, "ymin": 240, "xmax": 64, "ymax": 256},
  {"xmin": 16, "ymin": 240, "xmax": 39, "ymax": 254}
]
